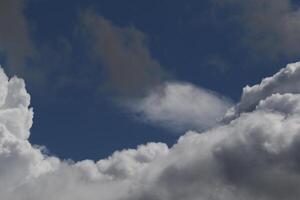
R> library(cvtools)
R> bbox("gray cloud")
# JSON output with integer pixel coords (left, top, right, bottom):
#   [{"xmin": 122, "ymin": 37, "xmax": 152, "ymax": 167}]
[
  {"xmin": 0, "ymin": 0, "xmax": 34, "ymax": 72},
  {"xmin": 215, "ymin": 0, "xmax": 300, "ymax": 59},
  {"xmin": 80, "ymin": 10, "xmax": 166, "ymax": 97},
  {"xmin": 2, "ymin": 61, "xmax": 300, "ymax": 199}
]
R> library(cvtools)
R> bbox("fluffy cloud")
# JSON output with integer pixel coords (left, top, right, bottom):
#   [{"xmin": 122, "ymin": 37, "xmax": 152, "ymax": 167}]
[
  {"xmin": 3, "ymin": 62, "xmax": 300, "ymax": 199},
  {"xmin": 127, "ymin": 81, "xmax": 232, "ymax": 132},
  {"xmin": 224, "ymin": 61, "xmax": 300, "ymax": 120}
]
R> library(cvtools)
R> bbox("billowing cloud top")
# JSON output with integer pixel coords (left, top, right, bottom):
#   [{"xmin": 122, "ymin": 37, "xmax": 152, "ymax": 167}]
[
  {"xmin": 225, "ymin": 62, "xmax": 300, "ymax": 120},
  {"xmin": 3, "ymin": 62, "xmax": 300, "ymax": 199}
]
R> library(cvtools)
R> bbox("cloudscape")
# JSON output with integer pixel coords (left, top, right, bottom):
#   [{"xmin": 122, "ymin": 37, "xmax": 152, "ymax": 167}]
[
  {"xmin": 2, "ymin": 59, "xmax": 300, "ymax": 200},
  {"xmin": 2, "ymin": 0, "xmax": 300, "ymax": 199}
]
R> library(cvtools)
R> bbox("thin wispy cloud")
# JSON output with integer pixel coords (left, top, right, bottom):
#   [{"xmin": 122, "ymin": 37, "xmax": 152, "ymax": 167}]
[
  {"xmin": 80, "ymin": 10, "xmax": 166, "ymax": 97},
  {"xmin": 215, "ymin": 0, "xmax": 300, "ymax": 59},
  {"xmin": 0, "ymin": 0, "xmax": 34, "ymax": 72},
  {"xmin": 80, "ymin": 11, "xmax": 232, "ymax": 133}
]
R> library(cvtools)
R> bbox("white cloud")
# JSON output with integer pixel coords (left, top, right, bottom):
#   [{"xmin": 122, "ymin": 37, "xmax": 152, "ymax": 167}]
[
  {"xmin": 2, "ymin": 62, "xmax": 300, "ymax": 199},
  {"xmin": 128, "ymin": 81, "xmax": 233, "ymax": 132},
  {"xmin": 224, "ymin": 61, "xmax": 300, "ymax": 121}
]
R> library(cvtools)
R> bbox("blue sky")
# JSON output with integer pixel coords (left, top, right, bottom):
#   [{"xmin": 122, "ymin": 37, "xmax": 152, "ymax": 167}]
[
  {"xmin": 5, "ymin": 1, "xmax": 300, "ymax": 199},
  {"xmin": 2, "ymin": 0, "xmax": 300, "ymax": 161}
]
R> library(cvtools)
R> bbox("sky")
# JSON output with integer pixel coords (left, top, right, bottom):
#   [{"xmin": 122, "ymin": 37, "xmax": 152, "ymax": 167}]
[
  {"xmin": 2, "ymin": 0, "xmax": 299, "ymax": 161},
  {"xmin": 3, "ymin": 0, "xmax": 300, "ymax": 199}
]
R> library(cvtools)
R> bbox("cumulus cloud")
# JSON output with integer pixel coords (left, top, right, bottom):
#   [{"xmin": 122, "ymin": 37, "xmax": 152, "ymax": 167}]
[
  {"xmin": 3, "ymin": 62, "xmax": 300, "ymax": 199},
  {"xmin": 224, "ymin": 61, "xmax": 300, "ymax": 120},
  {"xmin": 127, "ymin": 81, "xmax": 232, "ymax": 132},
  {"xmin": 215, "ymin": 0, "xmax": 300, "ymax": 58},
  {"xmin": 0, "ymin": 0, "xmax": 34, "ymax": 70},
  {"xmin": 80, "ymin": 10, "xmax": 165, "ymax": 97}
]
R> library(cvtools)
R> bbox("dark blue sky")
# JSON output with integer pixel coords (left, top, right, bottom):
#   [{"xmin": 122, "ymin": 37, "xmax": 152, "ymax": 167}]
[{"xmin": 1, "ymin": 0, "xmax": 300, "ymax": 161}]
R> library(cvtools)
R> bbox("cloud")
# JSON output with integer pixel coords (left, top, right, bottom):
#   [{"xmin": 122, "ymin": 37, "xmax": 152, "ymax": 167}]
[
  {"xmin": 2, "ymin": 61, "xmax": 300, "ymax": 199},
  {"xmin": 127, "ymin": 81, "xmax": 233, "ymax": 132},
  {"xmin": 80, "ymin": 10, "xmax": 166, "ymax": 97},
  {"xmin": 214, "ymin": 0, "xmax": 300, "ymax": 59},
  {"xmin": 79, "ymin": 10, "xmax": 232, "ymax": 133},
  {"xmin": 224, "ymin": 61, "xmax": 300, "ymax": 121},
  {"xmin": 0, "ymin": 0, "xmax": 34, "ymax": 71}
]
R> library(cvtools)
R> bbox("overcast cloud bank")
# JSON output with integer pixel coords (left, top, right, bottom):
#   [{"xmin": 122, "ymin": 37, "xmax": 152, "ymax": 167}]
[{"xmin": 2, "ymin": 62, "xmax": 300, "ymax": 199}]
